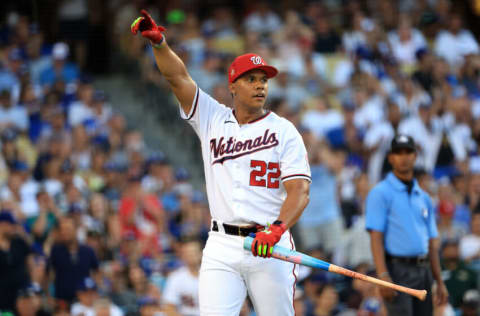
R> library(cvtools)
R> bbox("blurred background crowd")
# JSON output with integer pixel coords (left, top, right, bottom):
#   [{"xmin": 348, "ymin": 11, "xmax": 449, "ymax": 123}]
[{"xmin": 1, "ymin": 0, "xmax": 480, "ymax": 315}]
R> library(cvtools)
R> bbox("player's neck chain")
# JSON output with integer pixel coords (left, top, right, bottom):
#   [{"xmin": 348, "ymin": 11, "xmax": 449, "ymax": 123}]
[{"xmin": 210, "ymin": 129, "xmax": 279, "ymax": 164}]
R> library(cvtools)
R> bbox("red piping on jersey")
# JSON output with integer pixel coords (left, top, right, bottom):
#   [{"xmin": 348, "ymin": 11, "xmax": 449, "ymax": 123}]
[
  {"xmin": 281, "ymin": 174, "xmax": 312, "ymax": 181},
  {"xmin": 248, "ymin": 111, "xmax": 271, "ymax": 124},
  {"xmin": 231, "ymin": 110, "xmax": 271, "ymax": 124},
  {"xmin": 185, "ymin": 87, "xmax": 199, "ymax": 120},
  {"xmin": 289, "ymin": 232, "xmax": 297, "ymax": 316}
]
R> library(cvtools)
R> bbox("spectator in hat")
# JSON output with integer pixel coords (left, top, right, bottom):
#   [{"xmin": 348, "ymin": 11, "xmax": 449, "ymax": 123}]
[
  {"xmin": 0, "ymin": 88, "xmax": 28, "ymax": 132},
  {"xmin": 0, "ymin": 211, "xmax": 32, "ymax": 312},
  {"xmin": 15, "ymin": 284, "xmax": 45, "ymax": 316},
  {"xmin": 71, "ymin": 277, "xmax": 123, "ymax": 316},
  {"xmin": 49, "ymin": 215, "xmax": 99, "ymax": 305},
  {"xmin": 141, "ymin": 151, "xmax": 170, "ymax": 195},
  {"xmin": 70, "ymin": 277, "xmax": 98, "ymax": 316},
  {"xmin": 460, "ymin": 289, "xmax": 480, "ymax": 316},
  {"xmin": 39, "ymin": 42, "xmax": 79, "ymax": 87},
  {"xmin": 100, "ymin": 161, "xmax": 124, "ymax": 204},
  {"xmin": 441, "ymin": 240, "xmax": 477, "ymax": 309}
]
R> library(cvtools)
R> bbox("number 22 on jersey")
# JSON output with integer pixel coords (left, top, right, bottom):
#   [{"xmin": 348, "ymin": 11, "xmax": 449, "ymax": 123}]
[{"xmin": 249, "ymin": 160, "xmax": 280, "ymax": 188}]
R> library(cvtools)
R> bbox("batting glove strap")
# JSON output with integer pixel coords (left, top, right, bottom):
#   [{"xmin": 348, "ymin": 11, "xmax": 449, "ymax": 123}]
[{"xmin": 251, "ymin": 223, "xmax": 286, "ymax": 258}]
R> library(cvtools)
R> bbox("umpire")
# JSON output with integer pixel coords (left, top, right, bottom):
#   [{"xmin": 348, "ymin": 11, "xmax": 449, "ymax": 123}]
[{"xmin": 365, "ymin": 134, "xmax": 448, "ymax": 315}]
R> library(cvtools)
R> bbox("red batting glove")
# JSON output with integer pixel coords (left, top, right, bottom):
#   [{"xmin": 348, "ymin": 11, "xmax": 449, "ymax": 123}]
[
  {"xmin": 251, "ymin": 222, "xmax": 286, "ymax": 258},
  {"xmin": 131, "ymin": 9, "xmax": 166, "ymax": 44}
]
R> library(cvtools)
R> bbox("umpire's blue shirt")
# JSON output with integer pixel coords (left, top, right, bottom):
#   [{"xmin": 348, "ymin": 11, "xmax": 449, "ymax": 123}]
[{"xmin": 365, "ymin": 172, "xmax": 438, "ymax": 256}]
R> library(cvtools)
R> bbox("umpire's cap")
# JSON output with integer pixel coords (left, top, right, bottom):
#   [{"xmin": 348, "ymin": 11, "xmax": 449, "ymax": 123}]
[
  {"xmin": 390, "ymin": 134, "xmax": 416, "ymax": 153},
  {"xmin": 228, "ymin": 53, "xmax": 278, "ymax": 83}
]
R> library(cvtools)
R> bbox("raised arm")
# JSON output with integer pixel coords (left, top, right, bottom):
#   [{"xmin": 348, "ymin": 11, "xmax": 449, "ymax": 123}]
[{"xmin": 131, "ymin": 10, "xmax": 196, "ymax": 113}]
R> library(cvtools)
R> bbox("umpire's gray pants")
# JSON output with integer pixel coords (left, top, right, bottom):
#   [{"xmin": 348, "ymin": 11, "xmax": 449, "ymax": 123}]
[{"xmin": 385, "ymin": 259, "xmax": 433, "ymax": 316}]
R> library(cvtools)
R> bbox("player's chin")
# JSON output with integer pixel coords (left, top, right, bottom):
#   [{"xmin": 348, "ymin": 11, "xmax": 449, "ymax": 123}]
[{"xmin": 249, "ymin": 97, "xmax": 266, "ymax": 108}]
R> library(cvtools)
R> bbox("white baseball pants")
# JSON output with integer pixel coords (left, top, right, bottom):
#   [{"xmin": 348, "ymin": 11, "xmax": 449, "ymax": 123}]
[{"xmin": 199, "ymin": 230, "xmax": 298, "ymax": 316}]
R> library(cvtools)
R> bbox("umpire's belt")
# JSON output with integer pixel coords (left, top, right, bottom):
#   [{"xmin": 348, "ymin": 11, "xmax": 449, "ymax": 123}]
[
  {"xmin": 212, "ymin": 220, "xmax": 263, "ymax": 237},
  {"xmin": 386, "ymin": 253, "xmax": 429, "ymax": 266}
]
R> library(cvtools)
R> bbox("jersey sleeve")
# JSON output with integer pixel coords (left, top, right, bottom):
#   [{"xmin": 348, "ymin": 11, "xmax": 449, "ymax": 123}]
[
  {"xmin": 179, "ymin": 86, "xmax": 227, "ymax": 140},
  {"xmin": 365, "ymin": 186, "xmax": 388, "ymax": 232},
  {"xmin": 279, "ymin": 122, "xmax": 311, "ymax": 183}
]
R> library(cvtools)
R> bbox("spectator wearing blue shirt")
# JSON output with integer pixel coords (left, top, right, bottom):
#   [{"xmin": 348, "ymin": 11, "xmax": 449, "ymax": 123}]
[
  {"xmin": 39, "ymin": 42, "xmax": 79, "ymax": 88},
  {"xmin": 49, "ymin": 215, "xmax": 99, "ymax": 305},
  {"xmin": 366, "ymin": 134, "xmax": 448, "ymax": 316},
  {"xmin": 297, "ymin": 142, "xmax": 344, "ymax": 253}
]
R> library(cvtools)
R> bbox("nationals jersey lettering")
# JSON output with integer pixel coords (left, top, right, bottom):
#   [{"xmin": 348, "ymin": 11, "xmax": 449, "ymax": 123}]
[
  {"xmin": 210, "ymin": 129, "xmax": 279, "ymax": 164},
  {"xmin": 180, "ymin": 87, "xmax": 311, "ymax": 225}
]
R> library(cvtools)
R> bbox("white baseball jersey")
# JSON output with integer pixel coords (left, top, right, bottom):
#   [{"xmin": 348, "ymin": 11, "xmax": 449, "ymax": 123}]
[
  {"xmin": 180, "ymin": 87, "xmax": 311, "ymax": 226},
  {"xmin": 162, "ymin": 266, "xmax": 199, "ymax": 316}
]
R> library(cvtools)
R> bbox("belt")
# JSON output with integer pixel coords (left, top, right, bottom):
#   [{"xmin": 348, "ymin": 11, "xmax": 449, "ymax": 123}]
[
  {"xmin": 212, "ymin": 220, "xmax": 263, "ymax": 237},
  {"xmin": 386, "ymin": 253, "xmax": 429, "ymax": 266}
]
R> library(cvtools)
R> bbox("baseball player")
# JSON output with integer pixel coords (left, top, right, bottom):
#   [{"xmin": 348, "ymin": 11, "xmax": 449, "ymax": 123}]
[{"xmin": 131, "ymin": 10, "xmax": 311, "ymax": 316}]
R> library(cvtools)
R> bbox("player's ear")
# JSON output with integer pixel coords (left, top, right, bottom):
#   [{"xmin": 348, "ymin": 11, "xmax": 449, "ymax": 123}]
[{"xmin": 228, "ymin": 82, "xmax": 235, "ymax": 98}]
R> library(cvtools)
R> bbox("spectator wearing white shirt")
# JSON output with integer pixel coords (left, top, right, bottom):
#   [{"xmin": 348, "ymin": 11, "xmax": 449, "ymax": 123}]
[
  {"xmin": 244, "ymin": 1, "xmax": 282, "ymax": 36},
  {"xmin": 342, "ymin": 11, "xmax": 373, "ymax": 54},
  {"xmin": 68, "ymin": 77, "xmax": 95, "ymax": 127},
  {"xmin": 390, "ymin": 76, "xmax": 431, "ymax": 118},
  {"xmin": 364, "ymin": 99, "xmax": 402, "ymax": 184},
  {"xmin": 398, "ymin": 99, "xmax": 472, "ymax": 174},
  {"xmin": 71, "ymin": 277, "xmax": 123, "ymax": 316},
  {"xmin": 459, "ymin": 212, "xmax": 480, "ymax": 264},
  {"xmin": 434, "ymin": 11, "xmax": 479, "ymax": 68},
  {"xmin": 0, "ymin": 89, "xmax": 28, "ymax": 132},
  {"xmin": 301, "ymin": 96, "xmax": 344, "ymax": 140},
  {"xmin": 163, "ymin": 239, "xmax": 201, "ymax": 316},
  {"xmin": 352, "ymin": 74, "xmax": 386, "ymax": 130},
  {"xmin": 387, "ymin": 15, "xmax": 427, "ymax": 67},
  {"xmin": 0, "ymin": 161, "xmax": 40, "ymax": 219}
]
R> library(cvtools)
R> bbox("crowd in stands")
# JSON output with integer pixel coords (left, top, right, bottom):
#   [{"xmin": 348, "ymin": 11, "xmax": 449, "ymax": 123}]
[{"xmin": 1, "ymin": 0, "xmax": 480, "ymax": 315}]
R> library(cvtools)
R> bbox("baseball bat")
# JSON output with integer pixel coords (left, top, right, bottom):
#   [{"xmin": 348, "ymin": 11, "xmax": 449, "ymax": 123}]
[{"xmin": 243, "ymin": 236, "xmax": 427, "ymax": 301}]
